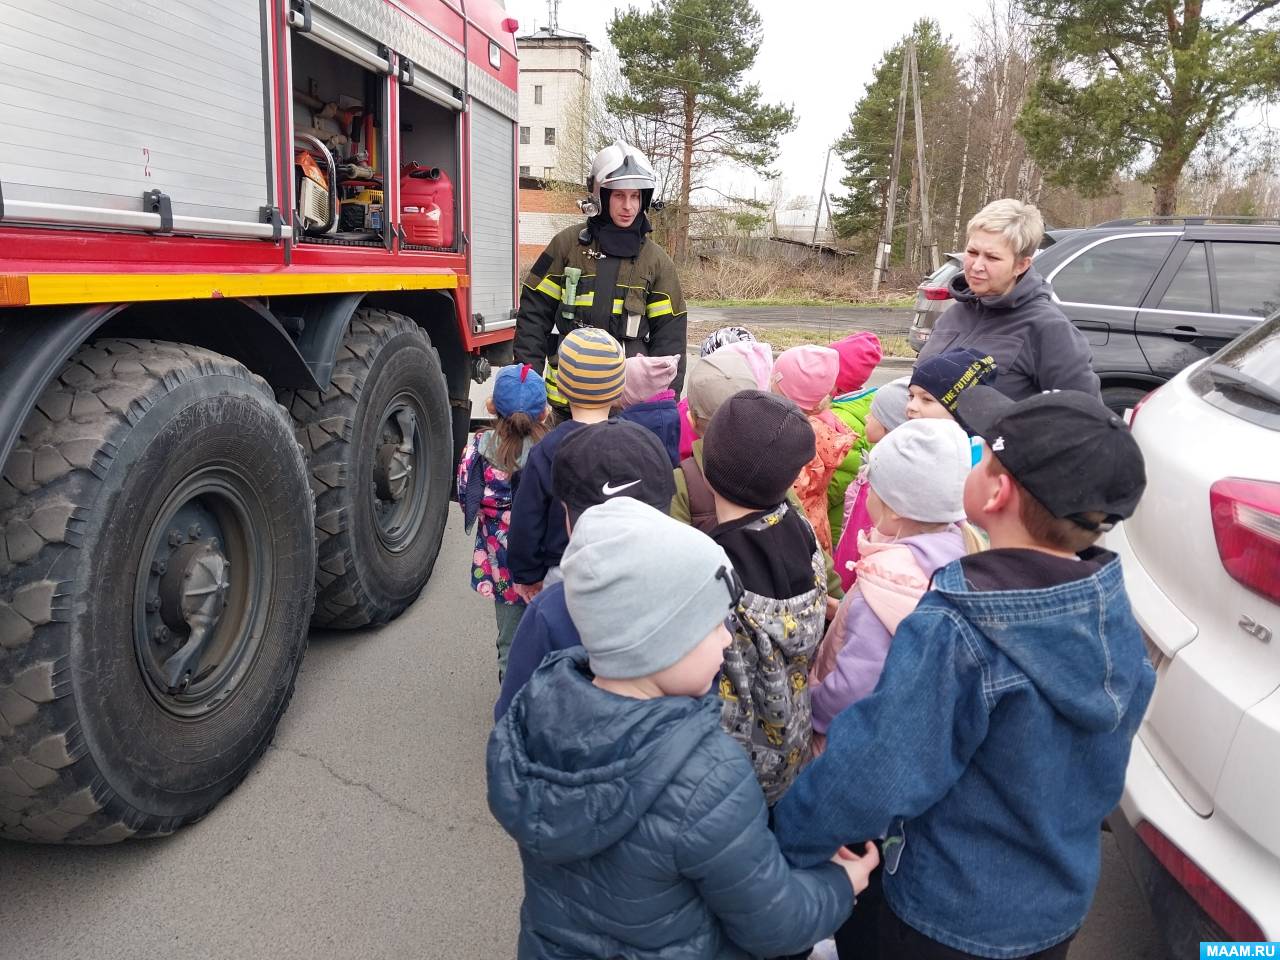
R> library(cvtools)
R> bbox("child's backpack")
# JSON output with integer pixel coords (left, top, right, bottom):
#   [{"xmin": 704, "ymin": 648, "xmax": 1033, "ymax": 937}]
[{"xmin": 679, "ymin": 457, "xmax": 718, "ymax": 533}]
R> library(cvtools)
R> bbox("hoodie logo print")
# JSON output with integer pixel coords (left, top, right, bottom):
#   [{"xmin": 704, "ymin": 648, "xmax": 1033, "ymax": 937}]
[
  {"xmin": 992, "ymin": 437, "xmax": 1006, "ymax": 452},
  {"xmin": 602, "ymin": 479, "xmax": 641, "ymax": 495}
]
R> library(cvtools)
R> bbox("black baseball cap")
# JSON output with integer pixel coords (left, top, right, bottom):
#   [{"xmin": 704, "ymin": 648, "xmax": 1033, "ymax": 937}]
[
  {"xmin": 552, "ymin": 419, "xmax": 676, "ymax": 523},
  {"xmin": 954, "ymin": 386, "xmax": 1147, "ymax": 528}
]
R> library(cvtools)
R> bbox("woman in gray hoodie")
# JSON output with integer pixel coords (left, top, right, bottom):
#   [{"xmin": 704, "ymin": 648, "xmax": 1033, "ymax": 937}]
[{"xmin": 916, "ymin": 199, "xmax": 1100, "ymax": 401}]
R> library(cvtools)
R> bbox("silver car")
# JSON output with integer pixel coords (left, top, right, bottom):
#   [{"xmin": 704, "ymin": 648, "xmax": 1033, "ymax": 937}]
[{"xmin": 907, "ymin": 253, "xmax": 963, "ymax": 354}]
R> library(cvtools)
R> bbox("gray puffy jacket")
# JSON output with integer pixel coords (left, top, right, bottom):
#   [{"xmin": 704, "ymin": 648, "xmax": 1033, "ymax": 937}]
[
  {"xmin": 920, "ymin": 267, "xmax": 1100, "ymax": 400},
  {"xmin": 487, "ymin": 648, "xmax": 853, "ymax": 959}
]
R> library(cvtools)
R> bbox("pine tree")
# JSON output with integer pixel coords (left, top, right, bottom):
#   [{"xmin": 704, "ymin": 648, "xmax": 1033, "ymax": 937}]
[
  {"xmin": 830, "ymin": 20, "xmax": 963, "ymax": 260},
  {"xmin": 1017, "ymin": 0, "xmax": 1280, "ymax": 215},
  {"xmin": 607, "ymin": 0, "xmax": 796, "ymax": 258}
]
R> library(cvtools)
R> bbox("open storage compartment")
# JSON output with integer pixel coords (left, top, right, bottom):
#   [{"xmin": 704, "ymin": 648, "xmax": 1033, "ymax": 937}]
[
  {"xmin": 289, "ymin": 19, "xmax": 390, "ymax": 247},
  {"xmin": 397, "ymin": 63, "xmax": 462, "ymax": 253}
]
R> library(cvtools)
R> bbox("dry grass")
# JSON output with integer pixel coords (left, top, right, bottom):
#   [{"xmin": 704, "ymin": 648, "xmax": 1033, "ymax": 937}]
[
  {"xmin": 685, "ymin": 319, "xmax": 915, "ymax": 358},
  {"xmin": 678, "ymin": 255, "xmax": 914, "ymax": 305}
]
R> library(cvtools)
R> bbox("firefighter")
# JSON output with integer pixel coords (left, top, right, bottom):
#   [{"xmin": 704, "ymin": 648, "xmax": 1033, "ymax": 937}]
[{"xmin": 514, "ymin": 142, "xmax": 688, "ymax": 410}]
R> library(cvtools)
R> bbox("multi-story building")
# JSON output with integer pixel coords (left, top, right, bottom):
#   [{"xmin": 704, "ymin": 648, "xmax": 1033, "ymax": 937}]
[{"xmin": 516, "ymin": 26, "xmax": 594, "ymax": 184}]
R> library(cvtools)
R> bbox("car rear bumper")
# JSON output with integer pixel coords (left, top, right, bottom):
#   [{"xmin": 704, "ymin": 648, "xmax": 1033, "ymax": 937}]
[
  {"xmin": 908, "ymin": 315, "xmax": 929, "ymax": 353},
  {"xmin": 1114, "ymin": 737, "xmax": 1279, "ymax": 950}
]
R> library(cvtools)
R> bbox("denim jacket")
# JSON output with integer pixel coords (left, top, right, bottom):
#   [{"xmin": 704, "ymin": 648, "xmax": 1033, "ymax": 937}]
[{"xmin": 773, "ymin": 551, "xmax": 1155, "ymax": 959}]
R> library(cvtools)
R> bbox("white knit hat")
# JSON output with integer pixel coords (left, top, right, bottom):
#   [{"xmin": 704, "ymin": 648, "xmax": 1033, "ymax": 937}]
[{"xmin": 867, "ymin": 418, "xmax": 971, "ymax": 523}]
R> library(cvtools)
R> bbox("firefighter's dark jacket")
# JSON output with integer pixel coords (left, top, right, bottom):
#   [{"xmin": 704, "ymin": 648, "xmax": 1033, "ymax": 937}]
[{"xmin": 514, "ymin": 222, "xmax": 688, "ymax": 392}]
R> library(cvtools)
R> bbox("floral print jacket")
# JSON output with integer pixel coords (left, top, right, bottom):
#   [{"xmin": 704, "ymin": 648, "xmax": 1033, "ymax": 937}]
[{"xmin": 456, "ymin": 429, "xmax": 531, "ymax": 605}]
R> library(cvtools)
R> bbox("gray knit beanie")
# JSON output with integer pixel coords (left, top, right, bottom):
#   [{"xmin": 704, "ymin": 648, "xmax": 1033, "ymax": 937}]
[
  {"xmin": 562, "ymin": 498, "xmax": 738, "ymax": 680},
  {"xmin": 867, "ymin": 418, "xmax": 971, "ymax": 523},
  {"xmin": 869, "ymin": 376, "xmax": 910, "ymax": 432}
]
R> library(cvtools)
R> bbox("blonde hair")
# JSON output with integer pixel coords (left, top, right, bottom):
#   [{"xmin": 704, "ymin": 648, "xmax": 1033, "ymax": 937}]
[{"xmin": 966, "ymin": 198, "xmax": 1044, "ymax": 260}]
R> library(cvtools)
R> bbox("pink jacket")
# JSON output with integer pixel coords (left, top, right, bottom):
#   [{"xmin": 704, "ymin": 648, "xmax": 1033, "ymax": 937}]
[
  {"xmin": 793, "ymin": 412, "xmax": 854, "ymax": 554},
  {"xmin": 833, "ymin": 466, "xmax": 873, "ymax": 591},
  {"xmin": 810, "ymin": 525, "xmax": 967, "ymax": 752},
  {"xmin": 677, "ymin": 395, "xmax": 696, "ymax": 461}
]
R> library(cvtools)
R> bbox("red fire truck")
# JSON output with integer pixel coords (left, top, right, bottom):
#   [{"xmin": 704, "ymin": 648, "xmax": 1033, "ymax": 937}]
[{"xmin": 0, "ymin": 0, "xmax": 519, "ymax": 843}]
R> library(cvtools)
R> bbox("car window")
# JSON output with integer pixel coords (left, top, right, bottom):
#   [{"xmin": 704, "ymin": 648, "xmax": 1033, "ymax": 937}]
[
  {"xmin": 1210, "ymin": 243, "xmax": 1280, "ymax": 317},
  {"xmin": 1191, "ymin": 315, "xmax": 1280, "ymax": 429},
  {"xmin": 925, "ymin": 259, "xmax": 962, "ymax": 285},
  {"xmin": 1157, "ymin": 242, "xmax": 1211, "ymax": 312},
  {"xmin": 1051, "ymin": 236, "xmax": 1175, "ymax": 308}
]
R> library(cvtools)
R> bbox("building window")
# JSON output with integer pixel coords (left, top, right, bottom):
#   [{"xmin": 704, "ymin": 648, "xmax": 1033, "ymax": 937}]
[
  {"xmin": 519, "ymin": 126, "xmax": 530, "ymax": 145},
  {"xmin": 544, "ymin": 166, "xmax": 554, "ymax": 180},
  {"xmin": 534, "ymin": 85, "xmax": 543, "ymax": 105},
  {"xmin": 544, "ymin": 127, "xmax": 556, "ymax": 146},
  {"xmin": 519, "ymin": 165, "xmax": 530, "ymax": 177}
]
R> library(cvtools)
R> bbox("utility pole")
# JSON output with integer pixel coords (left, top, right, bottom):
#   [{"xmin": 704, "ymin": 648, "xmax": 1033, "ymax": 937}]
[
  {"xmin": 872, "ymin": 42, "xmax": 910, "ymax": 294},
  {"xmin": 909, "ymin": 44, "xmax": 940, "ymax": 272},
  {"xmin": 812, "ymin": 146, "xmax": 834, "ymax": 245}
]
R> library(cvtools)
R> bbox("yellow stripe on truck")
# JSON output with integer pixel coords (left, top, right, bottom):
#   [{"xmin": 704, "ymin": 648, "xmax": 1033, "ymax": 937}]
[{"xmin": 12, "ymin": 271, "xmax": 461, "ymax": 306}]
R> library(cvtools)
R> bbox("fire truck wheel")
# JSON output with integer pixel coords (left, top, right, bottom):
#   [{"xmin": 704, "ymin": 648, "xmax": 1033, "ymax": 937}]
[
  {"xmin": 0, "ymin": 340, "xmax": 315, "ymax": 843},
  {"xmin": 282, "ymin": 309, "xmax": 451, "ymax": 628}
]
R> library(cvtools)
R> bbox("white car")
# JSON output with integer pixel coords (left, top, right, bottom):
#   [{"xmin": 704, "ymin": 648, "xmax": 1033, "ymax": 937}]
[{"xmin": 1107, "ymin": 313, "xmax": 1280, "ymax": 953}]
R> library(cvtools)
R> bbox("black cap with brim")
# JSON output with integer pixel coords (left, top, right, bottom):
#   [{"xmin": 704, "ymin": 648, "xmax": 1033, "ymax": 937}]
[
  {"xmin": 552, "ymin": 419, "xmax": 676, "ymax": 524},
  {"xmin": 954, "ymin": 386, "xmax": 1147, "ymax": 526}
]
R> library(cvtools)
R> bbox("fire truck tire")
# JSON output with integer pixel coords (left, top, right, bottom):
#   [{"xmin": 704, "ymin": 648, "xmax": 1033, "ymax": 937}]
[
  {"xmin": 0, "ymin": 340, "xmax": 315, "ymax": 843},
  {"xmin": 282, "ymin": 309, "xmax": 451, "ymax": 628}
]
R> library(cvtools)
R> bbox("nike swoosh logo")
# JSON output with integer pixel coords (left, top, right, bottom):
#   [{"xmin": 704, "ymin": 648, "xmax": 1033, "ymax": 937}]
[{"xmin": 601, "ymin": 479, "xmax": 641, "ymax": 495}]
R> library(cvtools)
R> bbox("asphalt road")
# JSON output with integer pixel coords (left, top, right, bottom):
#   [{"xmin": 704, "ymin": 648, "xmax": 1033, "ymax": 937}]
[{"xmin": 0, "ymin": 360, "xmax": 1167, "ymax": 960}]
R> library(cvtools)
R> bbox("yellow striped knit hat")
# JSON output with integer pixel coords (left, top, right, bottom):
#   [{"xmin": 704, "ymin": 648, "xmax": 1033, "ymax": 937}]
[{"xmin": 556, "ymin": 328, "xmax": 626, "ymax": 408}]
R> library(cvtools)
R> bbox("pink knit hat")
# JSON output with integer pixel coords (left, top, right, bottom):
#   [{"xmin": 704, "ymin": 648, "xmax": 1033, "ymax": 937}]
[
  {"xmin": 718, "ymin": 340, "xmax": 774, "ymax": 390},
  {"xmin": 831, "ymin": 332, "xmax": 883, "ymax": 394},
  {"xmin": 621, "ymin": 354, "xmax": 680, "ymax": 407},
  {"xmin": 771, "ymin": 345, "xmax": 840, "ymax": 413}
]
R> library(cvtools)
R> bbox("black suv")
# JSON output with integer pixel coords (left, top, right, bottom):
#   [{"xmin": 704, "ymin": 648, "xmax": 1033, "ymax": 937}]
[{"xmin": 910, "ymin": 217, "xmax": 1280, "ymax": 415}]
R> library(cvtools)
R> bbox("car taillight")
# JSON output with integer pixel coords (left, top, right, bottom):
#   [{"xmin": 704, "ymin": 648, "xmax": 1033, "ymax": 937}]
[
  {"xmin": 919, "ymin": 286, "xmax": 951, "ymax": 301},
  {"xmin": 1210, "ymin": 478, "xmax": 1280, "ymax": 603},
  {"xmin": 1125, "ymin": 389, "xmax": 1156, "ymax": 427},
  {"xmin": 1136, "ymin": 822, "xmax": 1266, "ymax": 941}
]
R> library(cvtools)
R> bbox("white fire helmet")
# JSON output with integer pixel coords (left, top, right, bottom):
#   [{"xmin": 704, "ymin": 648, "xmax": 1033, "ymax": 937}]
[{"xmin": 580, "ymin": 141, "xmax": 657, "ymax": 218}]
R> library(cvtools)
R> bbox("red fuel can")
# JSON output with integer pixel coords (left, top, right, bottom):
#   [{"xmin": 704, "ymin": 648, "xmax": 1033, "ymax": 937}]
[{"xmin": 401, "ymin": 163, "xmax": 455, "ymax": 248}]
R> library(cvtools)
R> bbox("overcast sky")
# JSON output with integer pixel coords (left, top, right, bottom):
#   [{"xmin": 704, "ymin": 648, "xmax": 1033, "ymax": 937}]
[{"xmin": 505, "ymin": 0, "xmax": 996, "ymax": 205}]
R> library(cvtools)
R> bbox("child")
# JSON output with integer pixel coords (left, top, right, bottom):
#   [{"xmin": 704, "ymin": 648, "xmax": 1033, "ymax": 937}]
[
  {"xmin": 830, "ymin": 375, "xmax": 918, "ymax": 591},
  {"xmin": 826, "ymin": 332, "xmax": 883, "ymax": 544},
  {"xmin": 810, "ymin": 419, "xmax": 973, "ymax": 753},
  {"xmin": 616, "ymin": 353, "xmax": 681, "ymax": 465},
  {"xmin": 669, "ymin": 349, "xmax": 759, "ymax": 532},
  {"xmin": 488, "ymin": 497, "xmax": 878, "ymax": 959},
  {"xmin": 457, "ymin": 364, "xmax": 550, "ymax": 678},
  {"xmin": 673, "ymin": 355, "xmax": 847, "ymax": 612},
  {"xmin": 702, "ymin": 390, "xmax": 827, "ymax": 804},
  {"xmin": 507, "ymin": 327, "xmax": 624, "ymax": 599},
  {"xmin": 772, "ymin": 345, "xmax": 855, "ymax": 554},
  {"xmin": 773, "ymin": 386, "xmax": 1154, "ymax": 960},
  {"xmin": 907, "ymin": 347, "xmax": 997, "ymax": 421},
  {"xmin": 677, "ymin": 324, "xmax": 760, "ymax": 459},
  {"xmin": 719, "ymin": 337, "xmax": 775, "ymax": 389},
  {"xmin": 494, "ymin": 419, "xmax": 676, "ymax": 720}
]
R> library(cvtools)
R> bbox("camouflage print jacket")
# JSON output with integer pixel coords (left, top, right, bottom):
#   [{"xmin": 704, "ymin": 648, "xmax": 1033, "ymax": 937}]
[{"xmin": 718, "ymin": 504, "xmax": 827, "ymax": 805}]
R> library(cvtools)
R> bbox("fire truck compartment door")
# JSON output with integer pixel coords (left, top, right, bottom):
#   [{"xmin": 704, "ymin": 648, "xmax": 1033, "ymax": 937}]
[
  {"xmin": 0, "ymin": 0, "xmax": 282, "ymax": 239},
  {"xmin": 469, "ymin": 101, "xmax": 516, "ymax": 333}
]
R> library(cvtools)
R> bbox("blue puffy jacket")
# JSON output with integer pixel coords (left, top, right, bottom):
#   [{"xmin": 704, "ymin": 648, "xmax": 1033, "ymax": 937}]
[
  {"xmin": 487, "ymin": 648, "xmax": 853, "ymax": 959},
  {"xmin": 617, "ymin": 394, "xmax": 681, "ymax": 467}
]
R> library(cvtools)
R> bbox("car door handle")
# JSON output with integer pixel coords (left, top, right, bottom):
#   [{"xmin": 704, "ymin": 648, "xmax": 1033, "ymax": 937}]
[{"xmin": 1164, "ymin": 325, "xmax": 1199, "ymax": 342}]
